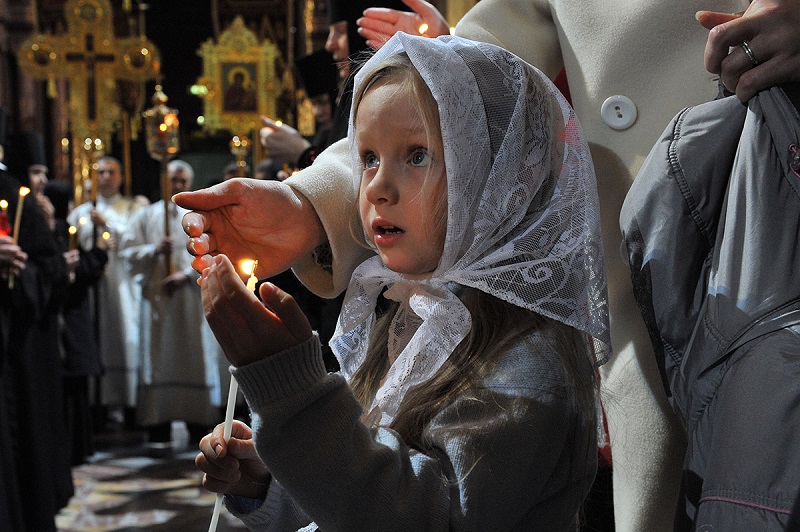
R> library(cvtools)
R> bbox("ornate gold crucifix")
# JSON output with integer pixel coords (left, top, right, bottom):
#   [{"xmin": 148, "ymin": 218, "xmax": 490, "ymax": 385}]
[{"xmin": 17, "ymin": 0, "xmax": 160, "ymax": 203}]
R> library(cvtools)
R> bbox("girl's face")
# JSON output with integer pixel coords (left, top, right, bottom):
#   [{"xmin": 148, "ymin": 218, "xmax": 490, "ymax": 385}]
[{"xmin": 356, "ymin": 79, "xmax": 447, "ymax": 275}]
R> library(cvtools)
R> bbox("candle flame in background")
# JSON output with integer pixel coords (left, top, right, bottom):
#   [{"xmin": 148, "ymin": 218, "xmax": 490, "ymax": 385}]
[
  {"xmin": 102, "ymin": 231, "xmax": 111, "ymax": 240},
  {"xmin": 78, "ymin": 216, "xmax": 88, "ymax": 226},
  {"xmin": 19, "ymin": 187, "xmax": 31, "ymax": 198},
  {"xmin": 68, "ymin": 225, "xmax": 78, "ymax": 236},
  {"xmin": 418, "ymin": 23, "xmax": 429, "ymax": 35},
  {"xmin": 275, "ymin": 120, "xmax": 283, "ymax": 128},
  {"xmin": 0, "ymin": 199, "xmax": 7, "ymax": 211}
]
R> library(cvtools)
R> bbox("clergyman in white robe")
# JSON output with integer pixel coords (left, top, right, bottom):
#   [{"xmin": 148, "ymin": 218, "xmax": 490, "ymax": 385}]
[
  {"xmin": 67, "ymin": 157, "xmax": 144, "ymax": 410},
  {"xmin": 120, "ymin": 161, "xmax": 224, "ymax": 429}
]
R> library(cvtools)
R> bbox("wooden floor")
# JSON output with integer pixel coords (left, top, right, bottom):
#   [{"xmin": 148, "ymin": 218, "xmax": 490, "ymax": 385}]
[{"xmin": 56, "ymin": 422, "xmax": 248, "ymax": 532}]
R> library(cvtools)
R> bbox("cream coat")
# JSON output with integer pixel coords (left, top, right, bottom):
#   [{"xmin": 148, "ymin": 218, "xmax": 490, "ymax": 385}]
[
  {"xmin": 456, "ymin": 2, "xmax": 746, "ymax": 530},
  {"xmin": 284, "ymin": 1, "xmax": 749, "ymax": 530}
]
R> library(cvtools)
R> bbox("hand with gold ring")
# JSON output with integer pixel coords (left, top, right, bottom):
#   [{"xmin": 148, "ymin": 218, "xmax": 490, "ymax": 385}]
[
  {"xmin": 357, "ymin": 0, "xmax": 450, "ymax": 51},
  {"xmin": 698, "ymin": 0, "xmax": 800, "ymax": 102}
]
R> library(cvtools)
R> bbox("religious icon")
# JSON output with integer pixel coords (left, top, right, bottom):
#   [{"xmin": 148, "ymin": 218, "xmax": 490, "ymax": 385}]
[
  {"xmin": 222, "ymin": 64, "xmax": 258, "ymax": 112},
  {"xmin": 195, "ymin": 16, "xmax": 281, "ymax": 136}
]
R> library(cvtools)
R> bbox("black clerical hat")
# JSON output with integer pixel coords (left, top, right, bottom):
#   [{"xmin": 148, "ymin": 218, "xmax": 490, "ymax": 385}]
[
  {"xmin": 295, "ymin": 50, "xmax": 339, "ymax": 99},
  {"xmin": 6, "ymin": 131, "xmax": 47, "ymax": 182}
]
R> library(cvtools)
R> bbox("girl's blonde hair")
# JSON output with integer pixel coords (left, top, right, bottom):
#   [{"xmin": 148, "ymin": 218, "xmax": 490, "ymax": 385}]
[{"xmin": 351, "ymin": 286, "xmax": 597, "ymax": 452}]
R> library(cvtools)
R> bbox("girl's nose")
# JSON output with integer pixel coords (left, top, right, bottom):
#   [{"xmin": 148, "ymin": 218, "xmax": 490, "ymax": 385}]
[{"xmin": 365, "ymin": 166, "xmax": 398, "ymax": 206}]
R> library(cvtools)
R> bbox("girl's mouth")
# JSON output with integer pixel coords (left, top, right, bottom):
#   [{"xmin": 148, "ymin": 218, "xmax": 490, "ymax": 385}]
[{"xmin": 376, "ymin": 225, "xmax": 404, "ymax": 235}]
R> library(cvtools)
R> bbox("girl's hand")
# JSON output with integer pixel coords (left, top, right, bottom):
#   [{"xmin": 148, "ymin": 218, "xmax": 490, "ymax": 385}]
[
  {"xmin": 357, "ymin": 0, "xmax": 450, "ymax": 50},
  {"xmin": 195, "ymin": 420, "xmax": 271, "ymax": 499},
  {"xmin": 699, "ymin": 0, "xmax": 800, "ymax": 101},
  {"xmin": 201, "ymin": 254, "xmax": 313, "ymax": 366}
]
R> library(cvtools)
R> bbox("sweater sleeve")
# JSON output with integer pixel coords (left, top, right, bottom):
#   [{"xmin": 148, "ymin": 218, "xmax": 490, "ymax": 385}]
[
  {"xmin": 283, "ymin": 138, "xmax": 373, "ymax": 298},
  {"xmin": 230, "ymin": 333, "xmax": 595, "ymax": 531}
]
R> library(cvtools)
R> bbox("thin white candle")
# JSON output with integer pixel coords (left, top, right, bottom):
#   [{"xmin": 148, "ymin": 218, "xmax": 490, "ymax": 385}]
[
  {"xmin": 208, "ymin": 376, "xmax": 239, "ymax": 532},
  {"xmin": 9, "ymin": 187, "xmax": 31, "ymax": 289}
]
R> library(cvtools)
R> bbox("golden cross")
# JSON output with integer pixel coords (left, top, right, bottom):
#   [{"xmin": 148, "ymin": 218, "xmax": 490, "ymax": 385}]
[
  {"xmin": 17, "ymin": 0, "xmax": 160, "ymax": 201},
  {"xmin": 65, "ymin": 33, "xmax": 117, "ymax": 122}
]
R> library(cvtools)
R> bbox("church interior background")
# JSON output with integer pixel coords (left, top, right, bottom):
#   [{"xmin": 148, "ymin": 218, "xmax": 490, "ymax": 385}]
[{"xmin": 1, "ymin": 0, "xmax": 344, "ymax": 199}]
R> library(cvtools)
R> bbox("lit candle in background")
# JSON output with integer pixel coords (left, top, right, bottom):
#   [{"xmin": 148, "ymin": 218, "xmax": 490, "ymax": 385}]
[
  {"xmin": 0, "ymin": 200, "xmax": 10, "ymax": 237},
  {"xmin": 419, "ymin": 23, "xmax": 429, "ymax": 35},
  {"xmin": 11, "ymin": 187, "xmax": 30, "ymax": 245},
  {"xmin": 68, "ymin": 225, "xmax": 78, "ymax": 251},
  {"xmin": 9, "ymin": 187, "xmax": 31, "ymax": 288}
]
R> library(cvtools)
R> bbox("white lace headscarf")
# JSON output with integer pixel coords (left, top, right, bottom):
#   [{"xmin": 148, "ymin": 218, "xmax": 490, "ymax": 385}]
[{"xmin": 331, "ymin": 33, "xmax": 610, "ymax": 425}]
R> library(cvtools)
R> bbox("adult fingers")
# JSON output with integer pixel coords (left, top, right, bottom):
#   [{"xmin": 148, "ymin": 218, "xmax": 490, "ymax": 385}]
[
  {"xmin": 357, "ymin": 27, "xmax": 392, "ymax": 50},
  {"xmin": 696, "ymin": 10, "xmax": 741, "ymax": 31},
  {"xmin": 261, "ymin": 116, "xmax": 281, "ymax": 129},
  {"xmin": 736, "ymin": 53, "xmax": 795, "ymax": 101},
  {"xmin": 361, "ymin": 7, "xmax": 402, "ymax": 24},
  {"xmin": 704, "ymin": 14, "xmax": 755, "ymax": 74},
  {"xmin": 402, "ymin": 0, "xmax": 443, "ymax": 23},
  {"xmin": 181, "ymin": 211, "xmax": 209, "ymax": 237}
]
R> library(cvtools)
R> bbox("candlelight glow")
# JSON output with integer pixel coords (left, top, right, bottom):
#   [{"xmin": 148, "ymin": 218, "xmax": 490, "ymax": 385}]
[
  {"xmin": 78, "ymin": 216, "xmax": 88, "ymax": 225},
  {"xmin": 19, "ymin": 187, "xmax": 31, "ymax": 198},
  {"xmin": 68, "ymin": 225, "xmax": 77, "ymax": 236},
  {"xmin": 419, "ymin": 23, "xmax": 429, "ymax": 35},
  {"xmin": 0, "ymin": 199, "xmax": 7, "ymax": 211},
  {"xmin": 102, "ymin": 231, "xmax": 111, "ymax": 240},
  {"xmin": 239, "ymin": 259, "xmax": 256, "ymax": 276},
  {"xmin": 275, "ymin": 120, "xmax": 283, "ymax": 128}
]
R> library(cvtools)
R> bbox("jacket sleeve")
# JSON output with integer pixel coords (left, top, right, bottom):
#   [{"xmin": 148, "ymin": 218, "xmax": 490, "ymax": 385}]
[{"xmin": 284, "ymin": 139, "xmax": 373, "ymax": 298}]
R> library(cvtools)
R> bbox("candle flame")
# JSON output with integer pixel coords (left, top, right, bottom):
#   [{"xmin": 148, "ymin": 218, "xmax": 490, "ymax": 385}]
[
  {"xmin": 68, "ymin": 225, "xmax": 77, "ymax": 235},
  {"xmin": 275, "ymin": 120, "xmax": 283, "ymax": 128},
  {"xmin": 0, "ymin": 199, "xmax": 7, "ymax": 210},
  {"xmin": 418, "ymin": 23, "xmax": 429, "ymax": 35},
  {"xmin": 102, "ymin": 231, "xmax": 111, "ymax": 240},
  {"xmin": 19, "ymin": 187, "xmax": 31, "ymax": 197},
  {"xmin": 239, "ymin": 259, "xmax": 256, "ymax": 276},
  {"xmin": 78, "ymin": 216, "xmax": 88, "ymax": 225}
]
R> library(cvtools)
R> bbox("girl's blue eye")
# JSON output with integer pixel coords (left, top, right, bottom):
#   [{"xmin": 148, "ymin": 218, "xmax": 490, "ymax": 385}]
[
  {"xmin": 363, "ymin": 153, "xmax": 379, "ymax": 169},
  {"xmin": 410, "ymin": 149, "xmax": 432, "ymax": 167}
]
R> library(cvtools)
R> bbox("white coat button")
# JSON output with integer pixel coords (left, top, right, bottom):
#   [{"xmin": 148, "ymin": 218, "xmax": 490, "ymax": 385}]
[{"xmin": 601, "ymin": 95, "xmax": 637, "ymax": 130}]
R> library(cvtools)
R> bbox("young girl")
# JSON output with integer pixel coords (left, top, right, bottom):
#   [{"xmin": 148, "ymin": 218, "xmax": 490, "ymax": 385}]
[{"xmin": 196, "ymin": 33, "xmax": 610, "ymax": 530}]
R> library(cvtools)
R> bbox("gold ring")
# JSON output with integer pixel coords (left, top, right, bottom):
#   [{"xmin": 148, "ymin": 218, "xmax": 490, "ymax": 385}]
[{"xmin": 741, "ymin": 40, "xmax": 759, "ymax": 66}]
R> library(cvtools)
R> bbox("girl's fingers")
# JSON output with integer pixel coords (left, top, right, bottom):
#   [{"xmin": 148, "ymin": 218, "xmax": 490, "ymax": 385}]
[{"xmin": 259, "ymin": 282, "xmax": 313, "ymax": 342}]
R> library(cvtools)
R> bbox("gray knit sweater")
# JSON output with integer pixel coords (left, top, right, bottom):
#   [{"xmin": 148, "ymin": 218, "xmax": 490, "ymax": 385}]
[{"xmin": 225, "ymin": 329, "xmax": 596, "ymax": 531}]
